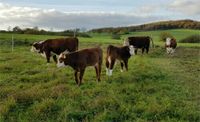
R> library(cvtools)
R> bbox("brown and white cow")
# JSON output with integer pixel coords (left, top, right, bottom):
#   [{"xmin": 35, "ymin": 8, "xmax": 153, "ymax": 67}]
[
  {"xmin": 165, "ymin": 37, "xmax": 177, "ymax": 54},
  {"xmin": 31, "ymin": 37, "xmax": 78, "ymax": 63},
  {"xmin": 57, "ymin": 47, "xmax": 103, "ymax": 86},
  {"xmin": 105, "ymin": 45, "xmax": 135, "ymax": 76},
  {"xmin": 124, "ymin": 36, "xmax": 154, "ymax": 54}
]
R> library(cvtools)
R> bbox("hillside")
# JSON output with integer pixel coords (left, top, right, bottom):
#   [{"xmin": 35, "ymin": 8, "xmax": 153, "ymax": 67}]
[
  {"xmin": 90, "ymin": 19, "xmax": 200, "ymax": 33},
  {"xmin": 0, "ymin": 29, "xmax": 200, "ymax": 121}
]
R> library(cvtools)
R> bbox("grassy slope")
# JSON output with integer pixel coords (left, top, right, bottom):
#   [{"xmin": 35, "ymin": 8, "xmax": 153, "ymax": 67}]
[{"xmin": 0, "ymin": 29, "xmax": 199, "ymax": 121}]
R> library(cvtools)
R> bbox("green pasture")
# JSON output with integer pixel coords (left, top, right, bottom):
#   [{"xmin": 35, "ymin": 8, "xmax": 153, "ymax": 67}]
[{"xmin": 0, "ymin": 29, "xmax": 199, "ymax": 121}]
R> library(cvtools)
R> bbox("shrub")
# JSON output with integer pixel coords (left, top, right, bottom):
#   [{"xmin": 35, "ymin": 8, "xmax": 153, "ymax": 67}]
[
  {"xmin": 179, "ymin": 35, "xmax": 200, "ymax": 43},
  {"xmin": 159, "ymin": 32, "xmax": 174, "ymax": 42},
  {"xmin": 111, "ymin": 33, "xmax": 121, "ymax": 40}
]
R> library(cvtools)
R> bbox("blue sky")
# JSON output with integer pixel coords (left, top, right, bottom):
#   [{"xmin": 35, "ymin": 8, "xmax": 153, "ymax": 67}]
[{"xmin": 0, "ymin": 0, "xmax": 199, "ymax": 30}]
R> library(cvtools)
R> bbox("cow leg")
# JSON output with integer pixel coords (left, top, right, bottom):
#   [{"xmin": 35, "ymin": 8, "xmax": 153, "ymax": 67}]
[
  {"xmin": 45, "ymin": 51, "xmax": 51, "ymax": 63},
  {"xmin": 79, "ymin": 68, "xmax": 85, "ymax": 86},
  {"xmin": 120, "ymin": 61, "xmax": 124, "ymax": 72},
  {"xmin": 105, "ymin": 56, "xmax": 111, "ymax": 75},
  {"xmin": 124, "ymin": 59, "xmax": 128, "ymax": 71},
  {"xmin": 109, "ymin": 59, "xmax": 115, "ymax": 76},
  {"xmin": 135, "ymin": 49, "xmax": 138, "ymax": 55},
  {"xmin": 53, "ymin": 55, "xmax": 57, "ymax": 63},
  {"xmin": 74, "ymin": 71, "xmax": 79, "ymax": 85},
  {"xmin": 142, "ymin": 48, "xmax": 145, "ymax": 54},
  {"xmin": 95, "ymin": 65, "xmax": 100, "ymax": 82},
  {"xmin": 146, "ymin": 47, "xmax": 149, "ymax": 54},
  {"xmin": 98, "ymin": 62, "xmax": 102, "ymax": 81}
]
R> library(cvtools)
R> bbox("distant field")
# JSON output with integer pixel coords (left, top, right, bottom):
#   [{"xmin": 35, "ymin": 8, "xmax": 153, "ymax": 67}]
[{"xmin": 0, "ymin": 29, "xmax": 199, "ymax": 121}]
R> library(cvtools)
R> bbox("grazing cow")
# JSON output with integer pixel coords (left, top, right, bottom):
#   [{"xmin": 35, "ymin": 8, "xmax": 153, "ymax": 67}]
[
  {"xmin": 105, "ymin": 45, "xmax": 135, "ymax": 76},
  {"xmin": 123, "ymin": 36, "xmax": 154, "ymax": 54},
  {"xmin": 165, "ymin": 37, "xmax": 177, "ymax": 54},
  {"xmin": 31, "ymin": 37, "xmax": 78, "ymax": 63},
  {"xmin": 57, "ymin": 47, "xmax": 103, "ymax": 86}
]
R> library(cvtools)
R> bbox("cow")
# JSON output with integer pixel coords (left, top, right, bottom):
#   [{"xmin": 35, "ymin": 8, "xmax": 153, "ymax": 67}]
[
  {"xmin": 31, "ymin": 37, "xmax": 78, "ymax": 63},
  {"xmin": 123, "ymin": 36, "xmax": 154, "ymax": 54},
  {"xmin": 165, "ymin": 37, "xmax": 177, "ymax": 54},
  {"xmin": 57, "ymin": 47, "xmax": 103, "ymax": 86},
  {"xmin": 105, "ymin": 45, "xmax": 135, "ymax": 76}
]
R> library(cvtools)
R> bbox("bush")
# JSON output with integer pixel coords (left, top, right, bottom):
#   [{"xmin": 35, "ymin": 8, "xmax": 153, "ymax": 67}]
[
  {"xmin": 179, "ymin": 35, "xmax": 200, "ymax": 43},
  {"xmin": 111, "ymin": 33, "xmax": 121, "ymax": 40},
  {"xmin": 159, "ymin": 32, "xmax": 174, "ymax": 42}
]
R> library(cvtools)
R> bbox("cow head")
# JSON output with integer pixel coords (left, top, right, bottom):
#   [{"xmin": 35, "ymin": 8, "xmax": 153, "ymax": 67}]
[
  {"xmin": 30, "ymin": 41, "xmax": 44, "ymax": 53},
  {"xmin": 57, "ymin": 53, "xmax": 67, "ymax": 68},
  {"xmin": 129, "ymin": 45, "xmax": 135, "ymax": 56}
]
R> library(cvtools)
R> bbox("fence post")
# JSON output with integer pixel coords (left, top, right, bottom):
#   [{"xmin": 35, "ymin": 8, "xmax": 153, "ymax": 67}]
[
  {"xmin": 12, "ymin": 34, "xmax": 14, "ymax": 52},
  {"xmin": 73, "ymin": 29, "xmax": 76, "ymax": 37}
]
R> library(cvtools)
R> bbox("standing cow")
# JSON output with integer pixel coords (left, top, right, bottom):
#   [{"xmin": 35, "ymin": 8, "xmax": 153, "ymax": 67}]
[
  {"xmin": 105, "ymin": 45, "xmax": 135, "ymax": 76},
  {"xmin": 31, "ymin": 37, "xmax": 78, "ymax": 63},
  {"xmin": 124, "ymin": 36, "xmax": 154, "ymax": 54},
  {"xmin": 57, "ymin": 47, "xmax": 103, "ymax": 86},
  {"xmin": 165, "ymin": 37, "xmax": 177, "ymax": 54}
]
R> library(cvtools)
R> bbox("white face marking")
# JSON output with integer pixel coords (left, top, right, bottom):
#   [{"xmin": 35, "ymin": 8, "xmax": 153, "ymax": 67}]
[
  {"xmin": 30, "ymin": 46, "xmax": 40, "ymax": 53},
  {"xmin": 57, "ymin": 53, "xmax": 66, "ymax": 68},
  {"xmin": 129, "ymin": 45, "xmax": 135, "ymax": 56},
  {"xmin": 166, "ymin": 38, "xmax": 171, "ymax": 46}
]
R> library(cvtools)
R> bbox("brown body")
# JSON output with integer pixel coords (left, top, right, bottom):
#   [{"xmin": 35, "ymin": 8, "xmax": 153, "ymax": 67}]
[
  {"xmin": 124, "ymin": 36, "xmax": 153, "ymax": 54},
  {"xmin": 31, "ymin": 37, "xmax": 79, "ymax": 63},
  {"xmin": 105, "ymin": 45, "xmax": 134, "ymax": 76},
  {"xmin": 57, "ymin": 47, "xmax": 103, "ymax": 86}
]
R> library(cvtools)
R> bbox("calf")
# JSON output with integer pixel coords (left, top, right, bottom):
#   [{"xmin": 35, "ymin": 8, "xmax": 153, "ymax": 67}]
[
  {"xmin": 57, "ymin": 47, "xmax": 103, "ymax": 86},
  {"xmin": 31, "ymin": 37, "xmax": 78, "ymax": 63},
  {"xmin": 124, "ymin": 36, "xmax": 154, "ymax": 54},
  {"xmin": 105, "ymin": 45, "xmax": 135, "ymax": 76},
  {"xmin": 165, "ymin": 37, "xmax": 177, "ymax": 54}
]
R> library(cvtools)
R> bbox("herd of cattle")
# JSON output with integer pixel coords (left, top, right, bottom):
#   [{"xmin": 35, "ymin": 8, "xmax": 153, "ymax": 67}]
[{"xmin": 31, "ymin": 36, "xmax": 177, "ymax": 86}]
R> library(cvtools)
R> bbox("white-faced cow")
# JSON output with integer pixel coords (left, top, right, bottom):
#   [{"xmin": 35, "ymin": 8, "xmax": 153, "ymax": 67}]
[
  {"xmin": 124, "ymin": 36, "xmax": 154, "ymax": 54},
  {"xmin": 31, "ymin": 37, "xmax": 78, "ymax": 63},
  {"xmin": 105, "ymin": 45, "xmax": 135, "ymax": 76},
  {"xmin": 57, "ymin": 47, "xmax": 103, "ymax": 86},
  {"xmin": 165, "ymin": 37, "xmax": 177, "ymax": 54}
]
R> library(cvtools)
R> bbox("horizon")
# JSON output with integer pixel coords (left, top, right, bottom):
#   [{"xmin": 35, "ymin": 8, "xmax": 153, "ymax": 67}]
[{"xmin": 0, "ymin": 0, "xmax": 200, "ymax": 31}]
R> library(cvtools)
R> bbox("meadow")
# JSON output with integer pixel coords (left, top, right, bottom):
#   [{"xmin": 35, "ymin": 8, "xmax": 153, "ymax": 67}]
[{"xmin": 0, "ymin": 29, "xmax": 199, "ymax": 121}]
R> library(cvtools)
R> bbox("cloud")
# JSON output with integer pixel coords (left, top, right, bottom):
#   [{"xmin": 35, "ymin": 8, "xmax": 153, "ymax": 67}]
[
  {"xmin": 169, "ymin": 0, "xmax": 200, "ymax": 15},
  {"xmin": 0, "ymin": 2, "xmax": 165, "ymax": 30}
]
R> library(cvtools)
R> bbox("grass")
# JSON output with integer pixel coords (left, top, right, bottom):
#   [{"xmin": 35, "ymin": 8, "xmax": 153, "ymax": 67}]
[{"xmin": 0, "ymin": 29, "xmax": 199, "ymax": 121}]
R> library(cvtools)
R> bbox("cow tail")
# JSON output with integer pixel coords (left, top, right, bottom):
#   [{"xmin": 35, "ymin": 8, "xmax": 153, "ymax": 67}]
[
  {"xmin": 107, "ymin": 45, "xmax": 112, "ymax": 56},
  {"xmin": 99, "ymin": 48, "xmax": 103, "ymax": 65},
  {"xmin": 150, "ymin": 37, "xmax": 154, "ymax": 48},
  {"xmin": 75, "ymin": 38, "xmax": 79, "ymax": 50}
]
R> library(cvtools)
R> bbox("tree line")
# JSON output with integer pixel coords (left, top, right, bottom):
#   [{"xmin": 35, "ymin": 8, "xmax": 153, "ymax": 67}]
[
  {"xmin": 0, "ymin": 26, "xmax": 91, "ymax": 38},
  {"xmin": 89, "ymin": 19, "xmax": 200, "ymax": 34}
]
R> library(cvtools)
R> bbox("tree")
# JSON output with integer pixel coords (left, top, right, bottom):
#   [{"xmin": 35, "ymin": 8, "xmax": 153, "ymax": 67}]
[
  {"xmin": 159, "ymin": 32, "xmax": 174, "ymax": 42},
  {"xmin": 13, "ymin": 26, "xmax": 22, "ymax": 33}
]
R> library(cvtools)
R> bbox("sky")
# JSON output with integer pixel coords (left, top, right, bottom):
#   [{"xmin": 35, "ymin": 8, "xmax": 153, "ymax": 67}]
[{"xmin": 0, "ymin": 0, "xmax": 199, "ymax": 31}]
